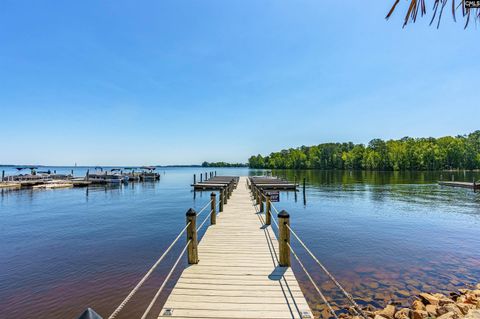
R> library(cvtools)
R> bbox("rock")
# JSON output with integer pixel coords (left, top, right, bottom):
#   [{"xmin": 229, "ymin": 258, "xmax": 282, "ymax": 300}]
[
  {"xmin": 377, "ymin": 305, "xmax": 396, "ymax": 319},
  {"xmin": 435, "ymin": 293, "xmax": 448, "ymax": 299},
  {"xmin": 464, "ymin": 309, "xmax": 480, "ymax": 319},
  {"xmin": 457, "ymin": 303, "xmax": 476, "ymax": 315},
  {"xmin": 375, "ymin": 315, "xmax": 386, "ymax": 319},
  {"xmin": 412, "ymin": 300, "xmax": 426, "ymax": 311},
  {"xmin": 439, "ymin": 303, "xmax": 463, "ymax": 316},
  {"xmin": 439, "ymin": 298, "xmax": 456, "ymax": 306},
  {"xmin": 460, "ymin": 289, "xmax": 471, "ymax": 295},
  {"xmin": 466, "ymin": 293, "xmax": 479, "ymax": 304},
  {"xmin": 425, "ymin": 304, "xmax": 438, "ymax": 316},
  {"xmin": 457, "ymin": 295, "xmax": 468, "ymax": 303},
  {"xmin": 420, "ymin": 293, "xmax": 440, "ymax": 305},
  {"xmin": 394, "ymin": 308, "xmax": 410, "ymax": 319},
  {"xmin": 473, "ymin": 290, "xmax": 480, "ymax": 297},
  {"xmin": 437, "ymin": 311, "xmax": 460, "ymax": 319},
  {"xmin": 411, "ymin": 310, "xmax": 428, "ymax": 319},
  {"xmin": 476, "ymin": 284, "xmax": 480, "ymax": 290}
]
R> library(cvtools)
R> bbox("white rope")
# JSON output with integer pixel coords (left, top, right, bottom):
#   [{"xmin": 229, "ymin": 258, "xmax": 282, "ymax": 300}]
[
  {"xmin": 287, "ymin": 242, "xmax": 339, "ymax": 319},
  {"xmin": 197, "ymin": 209, "xmax": 213, "ymax": 231},
  {"xmin": 270, "ymin": 205, "xmax": 280, "ymax": 229},
  {"xmin": 196, "ymin": 199, "xmax": 213, "ymax": 217},
  {"xmin": 286, "ymin": 224, "xmax": 367, "ymax": 319},
  {"xmin": 140, "ymin": 240, "xmax": 190, "ymax": 319},
  {"xmin": 107, "ymin": 222, "xmax": 190, "ymax": 319}
]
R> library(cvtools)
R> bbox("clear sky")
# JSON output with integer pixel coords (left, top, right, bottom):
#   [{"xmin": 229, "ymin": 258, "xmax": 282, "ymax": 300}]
[{"xmin": 0, "ymin": 1, "xmax": 478, "ymax": 166}]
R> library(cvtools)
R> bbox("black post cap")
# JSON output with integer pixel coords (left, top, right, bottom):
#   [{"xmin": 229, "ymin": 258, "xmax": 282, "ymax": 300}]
[
  {"xmin": 278, "ymin": 210, "xmax": 290, "ymax": 218},
  {"xmin": 211, "ymin": 192, "xmax": 216, "ymax": 197},
  {"xmin": 77, "ymin": 308, "xmax": 103, "ymax": 319},
  {"xmin": 186, "ymin": 208, "xmax": 197, "ymax": 216}
]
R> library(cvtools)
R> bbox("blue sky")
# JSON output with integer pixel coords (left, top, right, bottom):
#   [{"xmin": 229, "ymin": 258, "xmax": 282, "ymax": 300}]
[{"xmin": 0, "ymin": 1, "xmax": 478, "ymax": 165}]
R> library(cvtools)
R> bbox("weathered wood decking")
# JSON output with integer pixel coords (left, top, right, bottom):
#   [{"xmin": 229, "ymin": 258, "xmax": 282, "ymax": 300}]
[{"xmin": 159, "ymin": 176, "xmax": 313, "ymax": 319}]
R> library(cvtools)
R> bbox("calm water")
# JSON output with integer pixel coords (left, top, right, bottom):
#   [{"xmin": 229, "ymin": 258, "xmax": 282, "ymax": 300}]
[{"xmin": 1, "ymin": 168, "xmax": 479, "ymax": 319}]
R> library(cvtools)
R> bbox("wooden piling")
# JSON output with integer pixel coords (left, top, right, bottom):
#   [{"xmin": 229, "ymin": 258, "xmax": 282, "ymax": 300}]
[
  {"xmin": 1, "ymin": 170, "xmax": 4, "ymax": 181},
  {"xmin": 219, "ymin": 190, "xmax": 224, "ymax": 212},
  {"xmin": 200, "ymin": 174, "xmax": 203, "ymax": 182},
  {"xmin": 194, "ymin": 174, "xmax": 196, "ymax": 184},
  {"xmin": 278, "ymin": 210, "xmax": 291, "ymax": 267},
  {"xmin": 259, "ymin": 190, "xmax": 264, "ymax": 212},
  {"xmin": 186, "ymin": 208, "xmax": 199, "ymax": 264},
  {"xmin": 265, "ymin": 194, "xmax": 271, "ymax": 225},
  {"xmin": 223, "ymin": 187, "xmax": 228, "ymax": 204},
  {"xmin": 210, "ymin": 193, "xmax": 216, "ymax": 225}
]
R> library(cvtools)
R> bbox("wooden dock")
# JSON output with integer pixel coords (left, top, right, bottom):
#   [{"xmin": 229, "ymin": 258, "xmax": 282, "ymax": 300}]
[
  {"xmin": 250, "ymin": 176, "xmax": 298, "ymax": 190},
  {"xmin": 438, "ymin": 181, "xmax": 480, "ymax": 191},
  {"xmin": 159, "ymin": 176, "xmax": 313, "ymax": 319},
  {"xmin": 192, "ymin": 176, "xmax": 239, "ymax": 190}
]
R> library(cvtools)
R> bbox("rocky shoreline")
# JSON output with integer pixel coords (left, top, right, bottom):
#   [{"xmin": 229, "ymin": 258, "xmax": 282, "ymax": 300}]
[{"xmin": 341, "ymin": 283, "xmax": 480, "ymax": 319}]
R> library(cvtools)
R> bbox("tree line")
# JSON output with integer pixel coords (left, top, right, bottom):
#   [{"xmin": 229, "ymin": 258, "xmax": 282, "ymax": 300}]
[
  {"xmin": 202, "ymin": 161, "xmax": 248, "ymax": 168},
  {"xmin": 248, "ymin": 131, "xmax": 480, "ymax": 170}
]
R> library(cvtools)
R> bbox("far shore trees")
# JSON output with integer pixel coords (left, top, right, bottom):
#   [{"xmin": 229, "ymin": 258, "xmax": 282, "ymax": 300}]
[{"xmin": 248, "ymin": 131, "xmax": 480, "ymax": 171}]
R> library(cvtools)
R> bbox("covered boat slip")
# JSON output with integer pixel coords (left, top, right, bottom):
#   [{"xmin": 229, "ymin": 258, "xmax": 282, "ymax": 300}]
[
  {"xmin": 192, "ymin": 176, "xmax": 239, "ymax": 190},
  {"xmin": 159, "ymin": 176, "xmax": 313, "ymax": 319},
  {"xmin": 249, "ymin": 176, "xmax": 298, "ymax": 190}
]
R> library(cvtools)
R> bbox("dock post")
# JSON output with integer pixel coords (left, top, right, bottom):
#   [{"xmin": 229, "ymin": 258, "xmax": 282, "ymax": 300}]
[
  {"xmin": 194, "ymin": 174, "xmax": 196, "ymax": 184},
  {"xmin": 71, "ymin": 169, "xmax": 74, "ymax": 177},
  {"xmin": 259, "ymin": 189, "xmax": 264, "ymax": 212},
  {"xmin": 205, "ymin": 172, "xmax": 207, "ymax": 181},
  {"xmin": 265, "ymin": 195, "xmax": 271, "ymax": 225},
  {"xmin": 1, "ymin": 170, "xmax": 4, "ymax": 181},
  {"xmin": 219, "ymin": 189, "xmax": 224, "ymax": 212},
  {"xmin": 200, "ymin": 174, "xmax": 203, "ymax": 182},
  {"xmin": 186, "ymin": 208, "xmax": 199, "ymax": 264},
  {"xmin": 303, "ymin": 178, "xmax": 306, "ymax": 192},
  {"xmin": 278, "ymin": 210, "xmax": 291, "ymax": 267},
  {"xmin": 215, "ymin": 171, "xmax": 217, "ymax": 176},
  {"xmin": 210, "ymin": 193, "xmax": 216, "ymax": 225},
  {"xmin": 224, "ymin": 187, "xmax": 228, "ymax": 204}
]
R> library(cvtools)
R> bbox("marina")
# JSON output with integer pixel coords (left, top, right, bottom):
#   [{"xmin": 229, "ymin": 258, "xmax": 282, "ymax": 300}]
[
  {"xmin": 0, "ymin": 166, "xmax": 164, "ymax": 190},
  {"xmin": 1, "ymin": 168, "xmax": 480, "ymax": 319}
]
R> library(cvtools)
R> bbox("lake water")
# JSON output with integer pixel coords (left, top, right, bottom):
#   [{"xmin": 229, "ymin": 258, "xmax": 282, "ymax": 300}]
[{"xmin": 1, "ymin": 167, "xmax": 479, "ymax": 319}]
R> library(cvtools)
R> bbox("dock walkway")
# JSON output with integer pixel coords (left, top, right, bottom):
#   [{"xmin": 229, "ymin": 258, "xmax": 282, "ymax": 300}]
[{"xmin": 158, "ymin": 176, "xmax": 313, "ymax": 319}]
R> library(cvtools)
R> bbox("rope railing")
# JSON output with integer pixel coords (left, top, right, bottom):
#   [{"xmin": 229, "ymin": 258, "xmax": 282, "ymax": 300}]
[
  {"xmin": 286, "ymin": 224, "xmax": 367, "ymax": 319},
  {"xmin": 197, "ymin": 209, "xmax": 214, "ymax": 231},
  {"xmin": 196, "ymin": 199, "xmax": 213, "ymax": 217},
  {"xmin": 107, "ymin": 222, "xmax": 191, "ymax": 319},
  {"xmin": 140, "ymin": 239, "xmax": 191, "ymax": 319},
  {"xmin": 108, "ymin": 195, "xmax": 216, "ymax": 319},
  {"xmin": 287, "ymin": 242, "xmax": 339, "ymax": 319},
  {"xmin": 248, "ymin": 178, "xmax": 368, "ymax": 319}
]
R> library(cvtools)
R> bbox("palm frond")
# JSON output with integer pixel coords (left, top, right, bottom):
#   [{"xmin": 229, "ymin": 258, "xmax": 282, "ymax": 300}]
[{"xmin": 386, "ymin": 0, "xmax": 480, "ymax": 28}]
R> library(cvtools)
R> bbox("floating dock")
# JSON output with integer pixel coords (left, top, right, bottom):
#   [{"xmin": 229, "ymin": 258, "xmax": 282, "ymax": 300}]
[
  {"xmin": 438, "ymin": 181, "xmax": 480, "ymax": 191},
  {"xmin": 249, "ymin": 176, "xmax": 298, "ymax": 190},
  {"xmin": 192, "ymin": 176, "xmax": 239, "ymax": 190},
  {"xmin": 159, "ymin": 177, "xmax": 313, "ymax": 319}
]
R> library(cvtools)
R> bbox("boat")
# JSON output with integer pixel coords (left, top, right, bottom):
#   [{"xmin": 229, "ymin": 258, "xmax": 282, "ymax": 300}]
[{"xmin": 139, "ymin": 166, "xmax": 160, "ymax": 181}]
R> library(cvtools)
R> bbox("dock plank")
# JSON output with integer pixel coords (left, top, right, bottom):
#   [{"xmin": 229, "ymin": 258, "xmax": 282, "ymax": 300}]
[{"xmin": 158, "ymin": 177, "xmax": 312, "ymax": 319}]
